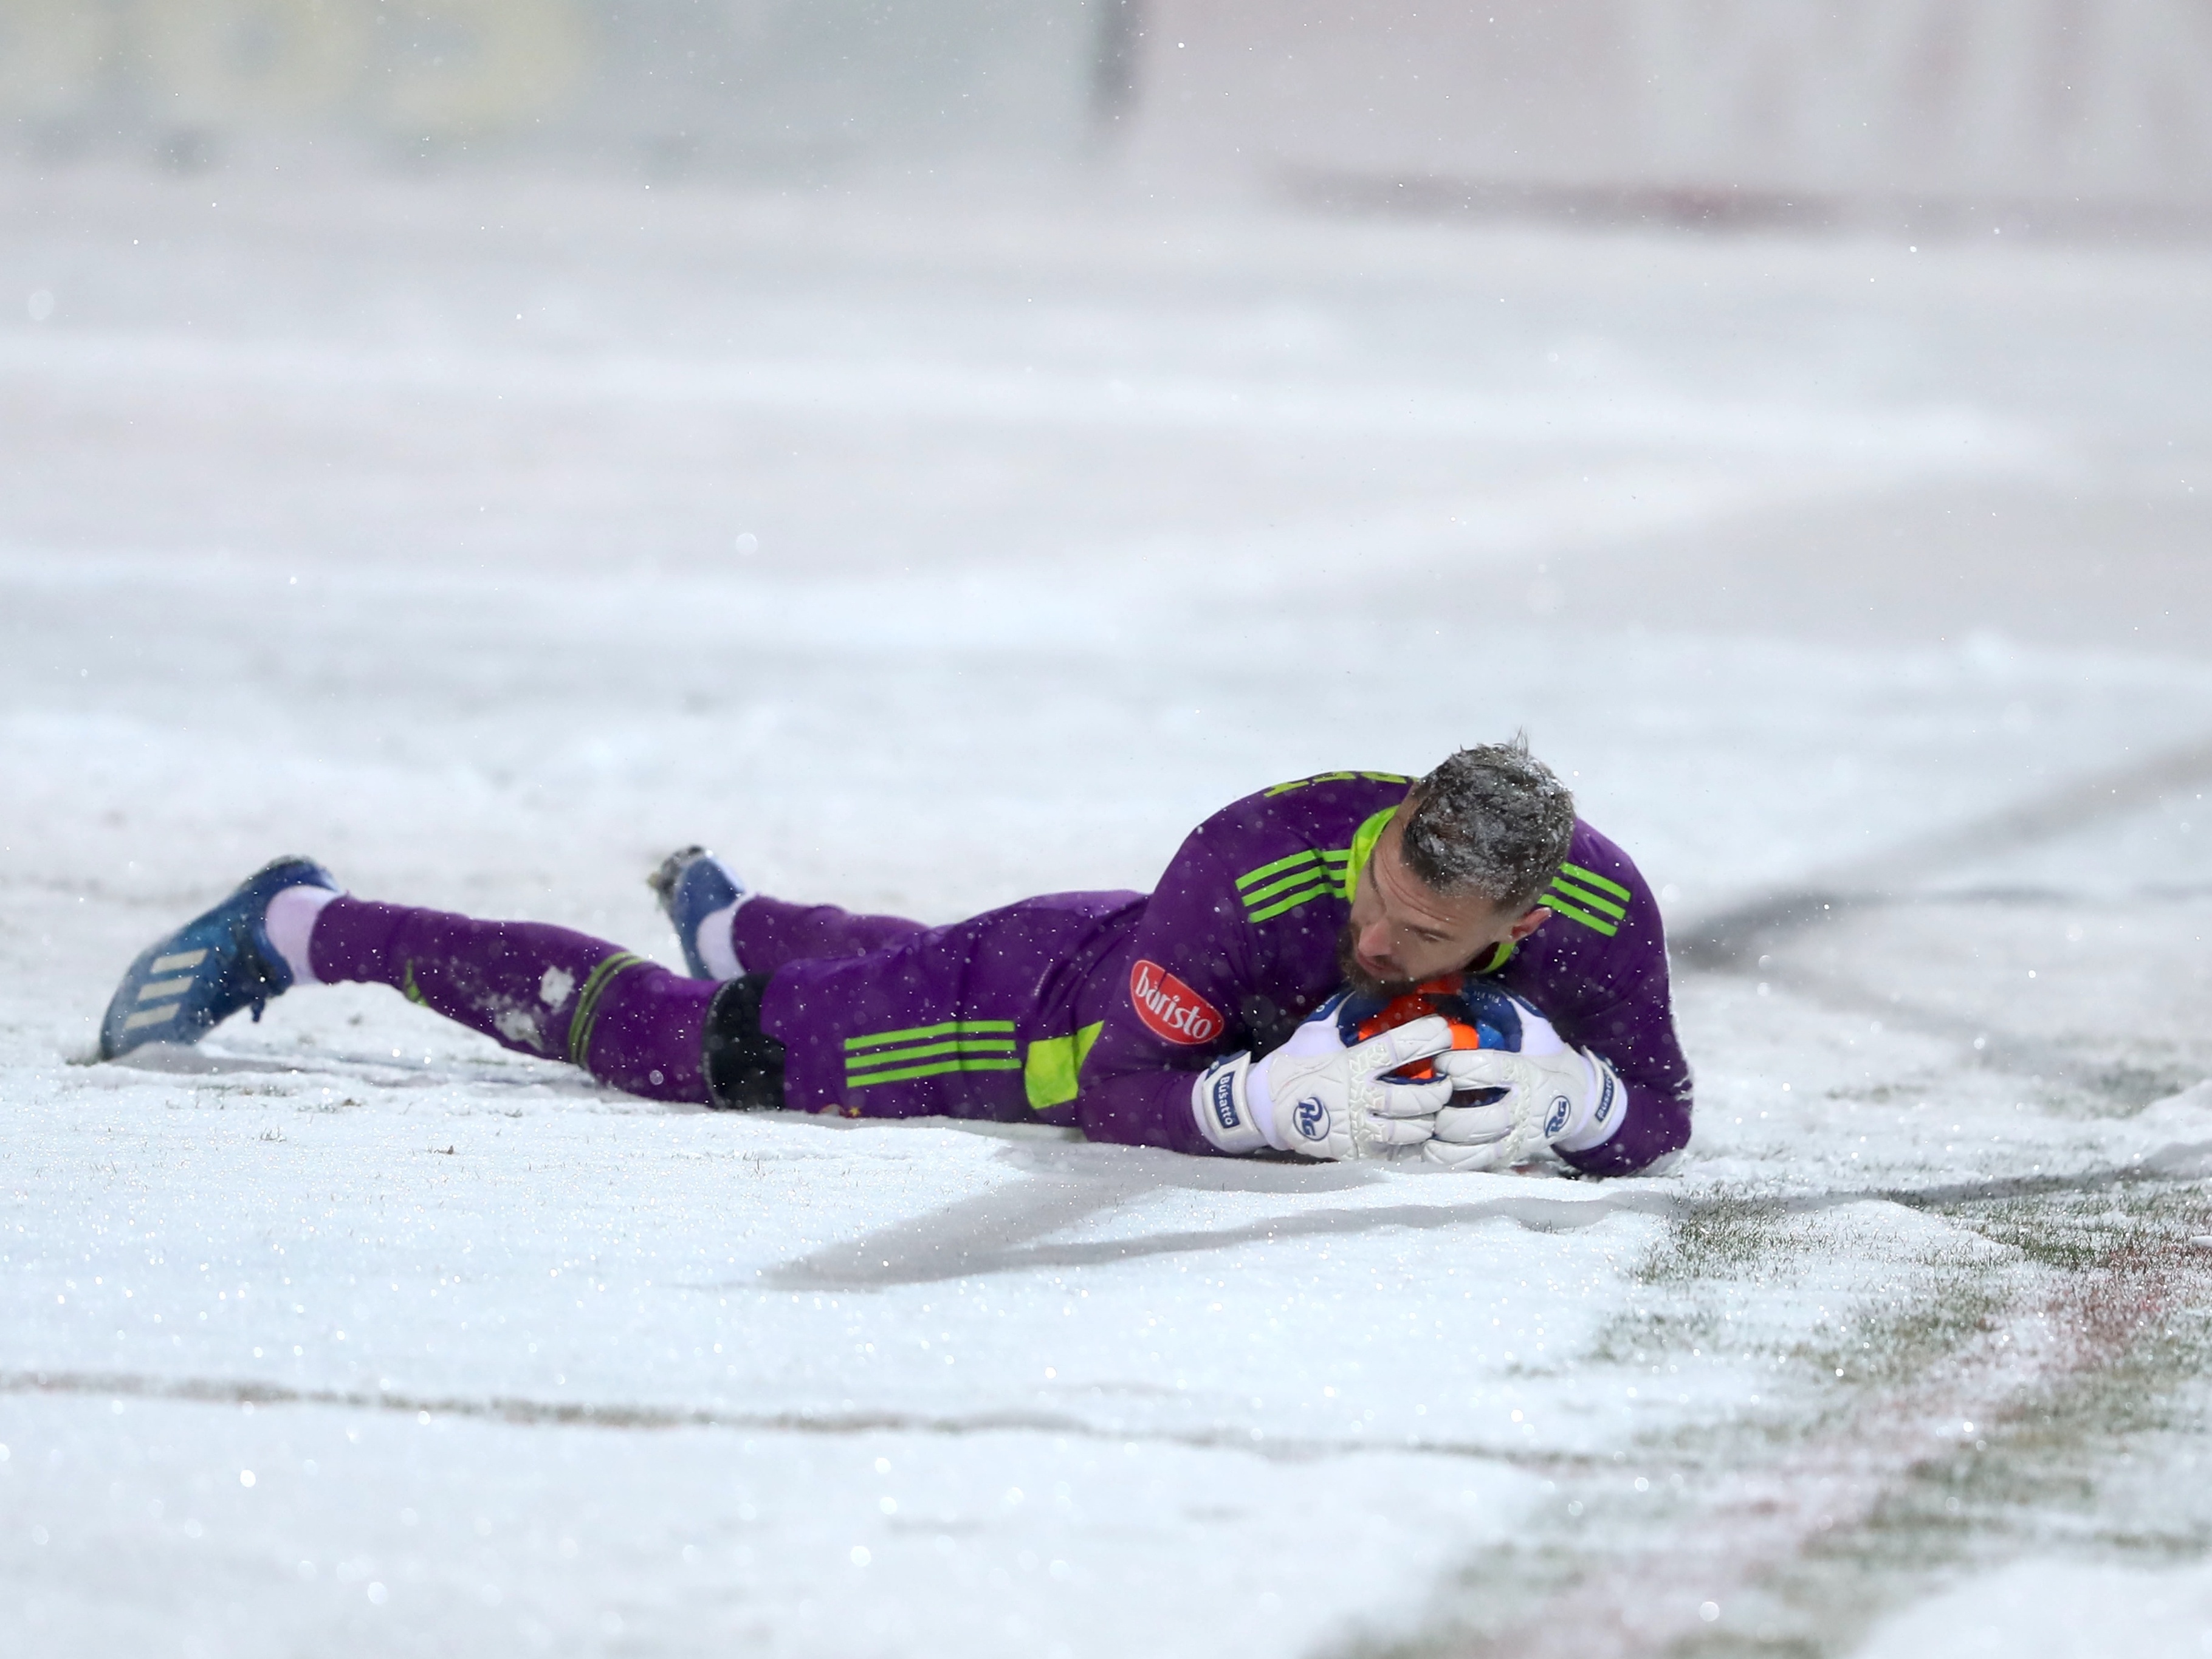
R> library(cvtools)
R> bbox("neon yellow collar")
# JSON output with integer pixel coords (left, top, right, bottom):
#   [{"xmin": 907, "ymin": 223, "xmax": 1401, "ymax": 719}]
[
  {"xmin": 1343, "ymin": 806, "xmax": 1396, "ymax": 902},
  {"xmin": 1346, "ymin": 805, "xmax": 1517, "ymax": 975}
]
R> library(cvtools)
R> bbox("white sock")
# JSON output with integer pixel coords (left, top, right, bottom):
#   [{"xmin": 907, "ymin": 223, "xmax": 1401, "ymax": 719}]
[
  {"xmin": 696, "ymin": 898, "xmax": 746, "ymax": 980},
  {"xmin": 264, "ymin": 885, "xmax": 341, "ymax": 985}
]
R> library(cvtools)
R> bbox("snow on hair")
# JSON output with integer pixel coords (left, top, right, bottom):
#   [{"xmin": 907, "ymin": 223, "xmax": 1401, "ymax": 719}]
[{"xmin": 1398, "ymin": 738, "xmax": 1576, "ymax": 912}]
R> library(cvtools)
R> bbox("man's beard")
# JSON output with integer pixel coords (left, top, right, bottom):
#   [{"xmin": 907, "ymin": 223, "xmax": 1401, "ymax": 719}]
[{"xmin": 1336, "ymin": 921, "xmax": 1425, "ymax": 1001}]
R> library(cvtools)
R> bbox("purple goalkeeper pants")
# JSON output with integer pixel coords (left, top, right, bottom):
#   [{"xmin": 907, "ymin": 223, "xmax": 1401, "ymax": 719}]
[
  {"xmin": 307, "ymin": 898, "xmax": 716, "ymax": 1102},
  {"xmin": 309, "ymin": 890, "xmax": 1143, "ymax": 1120}
]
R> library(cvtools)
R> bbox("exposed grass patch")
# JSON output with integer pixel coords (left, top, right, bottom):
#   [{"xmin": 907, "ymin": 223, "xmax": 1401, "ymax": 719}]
[
  {"xmin": 1663, "ymin": 1182, "xmax": 2212, "ymax": 1657},
  {"xmin": 1658, "ymin": 1198, "xmax": 1791, "ymax": 1282},
  {"xmin": 2024, "ymin": 1047, "xmax": 2208, "ymax": 1119},
  {"xmin": 1793, "ymin": 1271, "xmax": 2010, "ymax": 1392},
  {"xmin": 1588, "ymin": 1197, "xmax": 1793, "ymax": 1365},
  {"xmin": 1352, "ymin": 1182, "xmax": 2212, "ymax": 1659}
]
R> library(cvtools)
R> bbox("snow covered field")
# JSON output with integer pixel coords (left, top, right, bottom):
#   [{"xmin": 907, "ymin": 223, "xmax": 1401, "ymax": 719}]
[{"xmin": 2, "ymin": 161, "xmax": 2210, "ymax": 1657}]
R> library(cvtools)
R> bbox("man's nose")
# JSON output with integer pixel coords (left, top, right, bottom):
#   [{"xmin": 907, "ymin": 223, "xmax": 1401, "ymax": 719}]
[{"xmin": 1356, "ymin": 918, "xmax": 1394, "ymax": 961}]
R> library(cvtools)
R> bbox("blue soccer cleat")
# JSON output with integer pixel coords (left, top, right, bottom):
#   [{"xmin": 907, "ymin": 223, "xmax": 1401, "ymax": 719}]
[
  {"xmin": 97, "ymin": 857, "xmax": 341, "ymax": 1060},
  {"xmin": 647, "ymin": 845, "xmax": 747, "ymax": 979}
]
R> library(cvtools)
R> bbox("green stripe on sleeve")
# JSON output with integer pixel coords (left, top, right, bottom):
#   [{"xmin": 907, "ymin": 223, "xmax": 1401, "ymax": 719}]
[
  {"xmin": 1238, "ymin": 811, "xmax": 1393, "ymax": 925},
  {"xmin": 1235, "ymin": 849, "xmax": 1320, "ymax": 890},
  {"xmin": 1558, "ymin": 862, "xmax": 1632, "ymax": 902},
  {"xmin": 1240, "ymin": 865, "xmax": 1334, "ymax": 908},
  {"xmin": 1550, "ymin": 878, "xmax": 1627, "ymax": 920},
  {"xmin": 1261, "ymin": 771, "xmax": 1356, "ymax": 796},
  {"xmin": 1544, "ymin": 898, "xmax": 1619, "ymax": 936},
  {"xmin": 1246, "ymin": 881, "xmax": 1337, "ymax": 924},
  {"xmin": 1240, "ymin": 848, "xmax": 1355, "ymax": 912},
  {"xmin": 1262, "ymin": 770, "xmax": 1411, "ymax": 797}
]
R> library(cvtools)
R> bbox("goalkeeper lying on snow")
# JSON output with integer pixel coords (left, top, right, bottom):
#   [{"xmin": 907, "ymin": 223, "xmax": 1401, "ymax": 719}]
[{"xmin": 96, "ymin": 741, "xmax": 1692, "ymax": 1175}]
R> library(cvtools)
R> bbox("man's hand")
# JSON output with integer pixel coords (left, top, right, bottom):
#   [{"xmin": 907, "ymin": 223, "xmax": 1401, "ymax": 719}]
[
  {"xmin": 1192, "ymin": 994, "xmax": 1454, "ymax": 1160},
  {"xmin": 1425, "ymin": 1045, "xmax": 1626, "ymax": 1171}
]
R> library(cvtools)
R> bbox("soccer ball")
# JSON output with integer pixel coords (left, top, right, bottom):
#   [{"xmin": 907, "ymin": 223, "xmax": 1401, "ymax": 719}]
[{"xmin": 1333, "ymin": 975, "xmax": 1564, "ymax": 1096}]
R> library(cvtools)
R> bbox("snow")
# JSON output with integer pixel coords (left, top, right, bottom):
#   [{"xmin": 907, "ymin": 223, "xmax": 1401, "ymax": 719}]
[
  {"xmin": 2, "ymin": 159, "xmax": 2210, "ymax": 1655},
  {"xmin": 1856, "ymin": 1557, "xmax": 2212, "ymax": 1658}
]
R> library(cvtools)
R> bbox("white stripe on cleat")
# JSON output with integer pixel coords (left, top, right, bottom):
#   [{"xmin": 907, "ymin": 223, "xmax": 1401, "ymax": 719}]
[
  {"xmin": 136, "ymin": 977, "xmax": 196, "ymax": 1001},
  {"xmin": 122, "ymin": 1006, "xmax": 180, "ymax": 1031},
  {"xmin": 149, "ymin": 950, "xmax": 209, "ymax": 974}
]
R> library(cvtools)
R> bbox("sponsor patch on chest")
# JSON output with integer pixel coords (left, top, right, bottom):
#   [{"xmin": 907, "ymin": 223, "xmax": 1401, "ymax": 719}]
[{"xmin": 1129, "ymin": 959, "xmax": 1224, "ymax": 1046}]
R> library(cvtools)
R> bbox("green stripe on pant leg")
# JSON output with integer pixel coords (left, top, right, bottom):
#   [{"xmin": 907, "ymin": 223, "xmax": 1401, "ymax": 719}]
[
  {"xmin": 845, "ymin": 1056, "xmax": 1025, "ymax": 1088},
  {"xmin": 843, "ymin": 1018, "xmax": 1017, "ymax": 1052},
  {"xmin": 568, "ymin": 952, "xmax": 646, "ymax": 1067},
  {"xmin": 845, "ymin": 1037, "xmax": 1018, "ymax": 1077}
]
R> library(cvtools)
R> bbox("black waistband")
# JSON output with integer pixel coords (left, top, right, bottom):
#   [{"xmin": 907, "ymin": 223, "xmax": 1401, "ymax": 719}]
[{"xmin": 701, "ymin": 973, "xmax": 786, "ymax": 1111}]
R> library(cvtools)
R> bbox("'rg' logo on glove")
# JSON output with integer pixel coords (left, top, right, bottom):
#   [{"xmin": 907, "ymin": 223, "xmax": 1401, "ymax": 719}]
[
  {"xmin": 1294, "ymin": 1096, "xmax": 1330, "ymax": 1141},
  {"xmin": 1544, "ymin": 1095, "xmax": 1573, "ymax": 1138}
]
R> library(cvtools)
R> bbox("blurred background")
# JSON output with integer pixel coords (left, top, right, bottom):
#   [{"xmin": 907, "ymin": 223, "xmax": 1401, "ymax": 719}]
[
  {"xmin": 5, "ymin": 1, "xmax": 2212, "ymax": 221},
  {"xmin": 2, "ymin": 0, "xmax": 2208, "ymax": 649}
]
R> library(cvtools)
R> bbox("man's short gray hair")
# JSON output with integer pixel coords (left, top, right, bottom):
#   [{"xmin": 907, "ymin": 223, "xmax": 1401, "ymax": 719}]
[{"xmin": 1398, "ymin": 738, "xmax": 1576, "ymax": 913}]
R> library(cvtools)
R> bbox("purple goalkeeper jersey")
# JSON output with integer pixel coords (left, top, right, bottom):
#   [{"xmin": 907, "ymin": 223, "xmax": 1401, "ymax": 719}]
[{"xmin": 748, "ymin": 771, "xmax": 1692, "ymax": 1176}]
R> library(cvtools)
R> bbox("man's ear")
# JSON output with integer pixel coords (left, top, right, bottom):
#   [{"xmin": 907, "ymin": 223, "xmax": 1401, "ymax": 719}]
[{"xmin": 1507, "ymin": 905, "xmax": 1551, "ymax": 943}]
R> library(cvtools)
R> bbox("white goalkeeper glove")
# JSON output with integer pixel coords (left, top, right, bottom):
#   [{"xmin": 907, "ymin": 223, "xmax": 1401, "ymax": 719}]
[
  {"xmin": 1192, "ymin": 994, "xmax": 1455, "ymax": 1161},
  {"xmin": 1426, "ymin": 1042, "xmax": 1626, "ymax": 1172}
]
